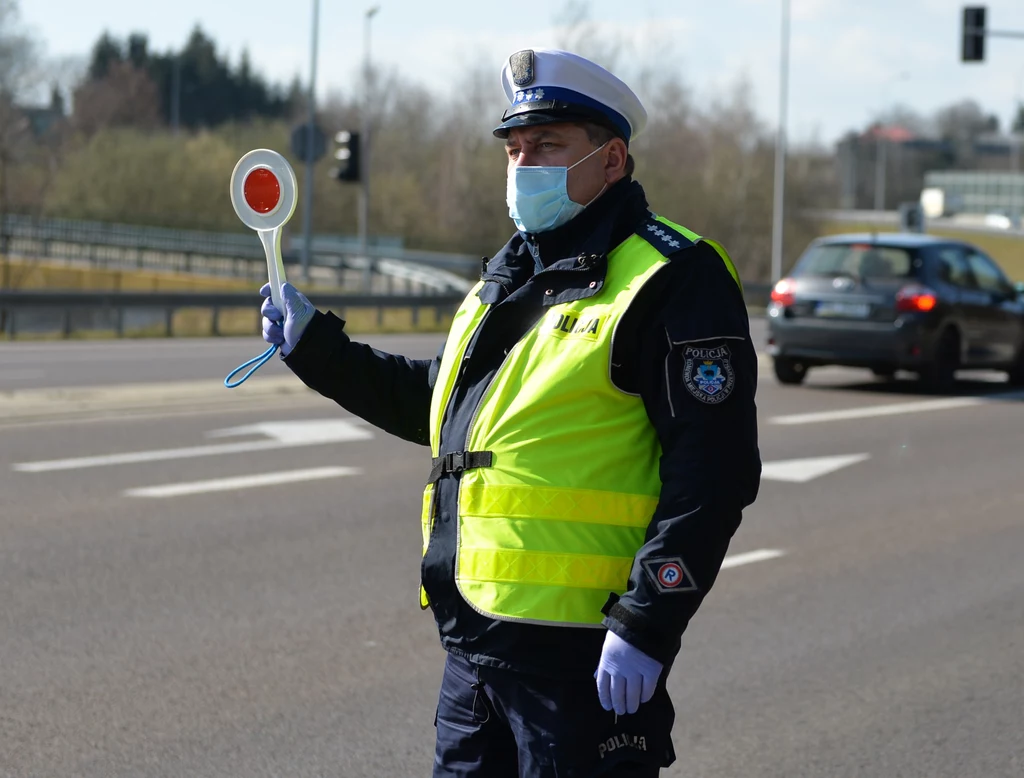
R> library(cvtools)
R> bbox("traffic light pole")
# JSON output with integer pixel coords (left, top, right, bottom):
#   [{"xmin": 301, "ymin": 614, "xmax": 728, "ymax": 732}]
[
  {"xmin": 359, "ymin": 7, "xmax": 379, "ymax": 292},
  {"xmin": 770, "ymin": 0, "xmax": 790, "ymax": 284},
  {"xmin": 301, "ymin": 0, "xmax": 320, "ymax": 284},
  {"xmin": 961, "ymin": 7, "xmax": 1024, "ymax": 225},
  {"xmin": 962, "ymin": 7, "xmax": 1024, "ymax": 62}
]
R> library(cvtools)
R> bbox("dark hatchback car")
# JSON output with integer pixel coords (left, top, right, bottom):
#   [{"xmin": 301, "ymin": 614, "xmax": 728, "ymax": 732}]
[{"xmin": 766, "ymin": 233, "xmax": 1024, "ymax": 388}]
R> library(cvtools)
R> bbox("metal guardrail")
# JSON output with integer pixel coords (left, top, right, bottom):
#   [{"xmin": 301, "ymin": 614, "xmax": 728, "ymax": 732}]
[
  {"xmin": 0, "ymin": 286, "xmax": 772, "ymax": 340},
  {"xmin": 1, "ymin": 214, "xmax": 407, "ymax": 259},
  {"xmin": 2, "ymin": 215, "xmax": 777, "ymax": 299},
  {"xmin": 0, "ymin": 214, "xmax": 480, "ymax": 292},
  {"xmin": 0, "ymin": 290, "xmax": 464, "ymax": 339}
]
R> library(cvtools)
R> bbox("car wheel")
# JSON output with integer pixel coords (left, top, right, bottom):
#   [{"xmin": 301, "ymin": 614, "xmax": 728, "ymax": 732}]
[
  {"xmin": 774, "ymin": 357, "xmax": 808, "ymax": 385},
  {"xmin": 1007, "ymin": 345, "xmax": 1024, "ymax": 387},
  {"xmin": 871, "ymin": 366, "xmax": 896, "ymax": 379},
  {"xmin": 920, "ymin": 327, "xmax": 959, "ymax": 392}
]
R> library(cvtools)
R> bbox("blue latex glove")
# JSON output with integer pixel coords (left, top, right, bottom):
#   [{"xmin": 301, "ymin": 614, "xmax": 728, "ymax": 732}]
[
  {"xmin": 260, "ymin": 282, "xmax": 316, "ymax": 357},
  {"xmin": 595, "ymin": 630, "xmax": 664, "ymax": 716}
]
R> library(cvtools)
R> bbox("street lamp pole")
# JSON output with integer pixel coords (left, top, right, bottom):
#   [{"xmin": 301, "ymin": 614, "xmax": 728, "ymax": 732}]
[
  {"xmin": 359, "ymin": 5, "xmax": 379, "ymax": 283},
  {"xmin": 301, "ymin": 0, "xmax": 320, "ymax": 283},
  {"xmin": 874, "ymin": 128, "xmax": 888, "ymax": 211},
  {"xmin": 1011, "ymin": 68, "xmax": 1024, "ymax": 227},
  {"xmin": 874, "ymin": 72, "xmax": 910, "ymax": 213},
  {"xmin": 171, "ymin": 55, "xmax": 181, "ymax": 135},
  {"xmin": 770, "ymin": 0, "xmax": 790, "ymax": 284}
]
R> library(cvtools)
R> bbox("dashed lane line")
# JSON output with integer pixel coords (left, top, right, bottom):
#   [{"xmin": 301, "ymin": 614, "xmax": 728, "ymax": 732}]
[
  {"xmin": 16, "ymin": 440, "xmax": 284, "ymax": 472},
  {"xmin": 124, "ymin": 467, "xmax": 362, "ymax": 498},
  {"xmin": 721, "ymin": 549, "xmax": 786, "ymax": 569},
  {"xmin": 761, "ymin": 453, "xmax": 871, "ymax": 483},
  {"xmin": 12, "ymin": 420, "xmax": 372, "ymax": 473},
  {"xmin": 768, "ymin": 395, "xmax": 1022, "ymax": 425}
]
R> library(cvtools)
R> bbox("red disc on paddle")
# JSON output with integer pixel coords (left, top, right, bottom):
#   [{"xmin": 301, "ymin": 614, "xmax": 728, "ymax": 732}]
[{"xmin": 243, "ymin": 168, "xmax": 281, "ymax": 214}]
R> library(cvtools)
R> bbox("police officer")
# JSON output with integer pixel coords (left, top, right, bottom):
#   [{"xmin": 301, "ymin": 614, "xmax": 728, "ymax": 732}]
[{"xmin": 260, "ymin": 48, "xmax": 761, "ymax": 778}]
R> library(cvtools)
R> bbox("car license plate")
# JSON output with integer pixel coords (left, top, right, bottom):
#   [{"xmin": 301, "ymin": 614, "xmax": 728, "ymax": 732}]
[{"xmin": 815, "ymin": 301, "xmax": 870, "ymax": 318}]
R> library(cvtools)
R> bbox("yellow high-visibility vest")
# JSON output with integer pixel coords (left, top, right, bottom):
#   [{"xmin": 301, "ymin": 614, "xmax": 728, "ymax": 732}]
[{"xmin": 420, "ymin": 217, "xmax": 741, "ymax": 626}]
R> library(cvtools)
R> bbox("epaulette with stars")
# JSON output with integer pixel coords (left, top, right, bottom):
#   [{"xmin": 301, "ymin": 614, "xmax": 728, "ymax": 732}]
[{"xmin": 637, "ymin": 216, "xmax": 695, "ymax": 258}]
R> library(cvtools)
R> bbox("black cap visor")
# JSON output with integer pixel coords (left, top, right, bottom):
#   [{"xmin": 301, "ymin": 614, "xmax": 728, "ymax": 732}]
[{"xmin": 493, "ymin": 100, "xmax": 626, "ymax": 142}]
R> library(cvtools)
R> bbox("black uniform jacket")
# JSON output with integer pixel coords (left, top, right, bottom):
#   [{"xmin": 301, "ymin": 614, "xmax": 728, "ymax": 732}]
[{"xmin": 283, "ymin": 178, "xmax": 761, "ymax": 678}]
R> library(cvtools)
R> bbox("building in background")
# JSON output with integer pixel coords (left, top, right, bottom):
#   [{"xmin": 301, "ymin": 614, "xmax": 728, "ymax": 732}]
[
  {"xmin": 921, "ymin": 170, "xmax": 1024, "ymax": 227},
  {"xmin": 16, "ymin": 89, "xmax": 66, "ymax": 140},
  {"xmin": 836, "ymin": 125, "xmax": 1024, "ymax": 219}
]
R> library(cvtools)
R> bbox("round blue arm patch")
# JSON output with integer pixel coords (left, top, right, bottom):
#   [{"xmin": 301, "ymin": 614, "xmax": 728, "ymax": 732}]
[{"xmin": 682, "ymin": 344, "xmax": 735, "ymax": 404}]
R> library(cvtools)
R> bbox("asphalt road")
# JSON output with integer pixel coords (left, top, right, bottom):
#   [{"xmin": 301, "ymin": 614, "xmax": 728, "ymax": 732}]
[
  {"xmin": 1, "ymin": 322, "xmax": 1022, "ymax": 778},
  {"xmin": 0, "ymin": 332, "xmax": 443, "ymax": 390}
]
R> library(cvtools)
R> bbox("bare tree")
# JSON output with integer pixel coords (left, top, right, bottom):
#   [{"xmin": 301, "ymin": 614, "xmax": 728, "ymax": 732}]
[
  {"xmin": 71, "ymin": 60, "xmax": 162, "ymax": 136},
  {"xmin": 552, "ymin": 1, "xmax": 623, "ymax": 73},
  {"xmin": 21, "ymin": 55, "xmax": 83, "ymax": 211},
  {"xmin": 934, "ymin": 98, "xmax": 1001, "ymax": 169},
  {"xmin": 934, "ymin": 99, "xmax": 999, "ymax": 140},
  {"xmin": 32, "ymin": 19, "xmax": 843, "ymax": 283}
]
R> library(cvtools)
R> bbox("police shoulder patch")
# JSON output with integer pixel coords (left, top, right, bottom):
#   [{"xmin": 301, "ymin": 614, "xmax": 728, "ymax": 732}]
[
  {"xmin": 641, "ymin": 557, "xmax": 698, "ymax": 594},
  {"xmin": 509, "ymin": 50, "xmax": 535, "ymax": 87},
  {"xmin": 682, "ymin": 343, "xmax": 735, "ymax": 404}
]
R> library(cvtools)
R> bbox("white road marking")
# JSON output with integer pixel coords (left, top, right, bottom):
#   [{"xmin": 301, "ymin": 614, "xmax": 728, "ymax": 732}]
[
  {"xmin": 124, "ymin": 467, "xmax": 362, "ymax": 498},
  {"xmin": 13, "ymin": 419, "xmax": 372, "ymax": 473},
  {"xmin": 205, "ymin": 420, "xmax": 368, "ymax": 445},
  {"xmin": 770, "ymin": 396, "xmax": 989, "ymax": 425},
  {"xmin": 17, "ymin": 439, "xmax": 282, "ymax": 472},
  {"xmin": 761, "ymin": 453, "xmax": 870, "ymax": 483},
  {"xmin": 721, "ymin": 548, "xmax": 786, "ymax": 569}
]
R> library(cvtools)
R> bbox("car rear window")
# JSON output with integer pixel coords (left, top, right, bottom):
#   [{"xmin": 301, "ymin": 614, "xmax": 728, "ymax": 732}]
[{"xmin": 794, "ymin": 243, "xmax": 915, "ymax": 278}]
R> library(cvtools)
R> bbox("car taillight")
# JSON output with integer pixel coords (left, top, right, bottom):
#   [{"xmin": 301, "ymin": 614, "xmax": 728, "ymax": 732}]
[
  {"xmin": 771, "ymin": 278, "xmax": 796, "ymax": 307},
  {"xmin": 895, "ymin": 284, "xmax": 938, "ymax": 313}
]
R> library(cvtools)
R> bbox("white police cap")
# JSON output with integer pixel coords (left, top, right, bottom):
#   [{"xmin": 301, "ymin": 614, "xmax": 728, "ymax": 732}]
[{"xmin": 493, "ymin": 49, "xmax": 647, "ymax": 145}]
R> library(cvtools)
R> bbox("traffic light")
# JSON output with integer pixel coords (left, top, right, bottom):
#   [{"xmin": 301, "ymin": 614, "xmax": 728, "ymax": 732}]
[
  {"xmin": 331, "ymin": 131, "xmax": 361, "ymax": 182},
  {"xmin": 962, "ymin": 6, "xmax": 986, "ymax": 62}
]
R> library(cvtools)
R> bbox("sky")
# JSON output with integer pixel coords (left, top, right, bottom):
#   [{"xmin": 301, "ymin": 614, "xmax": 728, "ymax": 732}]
[{"xmin": 22, "ymin": 0, "xmax": 1024, "ymax": 146}]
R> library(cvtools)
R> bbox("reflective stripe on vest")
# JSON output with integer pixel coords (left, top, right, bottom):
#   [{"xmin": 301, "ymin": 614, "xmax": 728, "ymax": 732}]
[{"xmin": 420, "ymin": 217, "xmax": 738, "ymax": 623}]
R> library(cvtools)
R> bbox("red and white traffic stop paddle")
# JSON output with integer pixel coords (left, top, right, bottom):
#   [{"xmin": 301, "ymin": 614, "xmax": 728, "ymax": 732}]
[{"xmin": 224, "ymin": 149, "xmax": 299, "ymax": 388}]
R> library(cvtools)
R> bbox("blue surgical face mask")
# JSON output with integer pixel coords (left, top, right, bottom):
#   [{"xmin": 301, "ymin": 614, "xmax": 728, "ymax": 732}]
[{"xmin": 506, "ymin": 143, "xmax": 609, "ymax": 234}]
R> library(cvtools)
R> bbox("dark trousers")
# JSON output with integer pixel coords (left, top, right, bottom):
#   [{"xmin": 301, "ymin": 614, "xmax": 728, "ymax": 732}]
[{"xmin": 432, "ymin": 652, "xmax": 675, "ymax": 778}]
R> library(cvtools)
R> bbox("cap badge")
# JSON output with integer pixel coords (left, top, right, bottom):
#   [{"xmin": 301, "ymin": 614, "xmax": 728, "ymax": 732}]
[{"xmin": 510, "ymin": 50, "xmax": 535, "ymax": 87}]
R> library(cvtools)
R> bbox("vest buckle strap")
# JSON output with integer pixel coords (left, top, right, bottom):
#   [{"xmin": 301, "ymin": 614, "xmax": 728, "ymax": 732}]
[{"xmin": 427, "ymin": 450, "xmax": 494, "ymax": 484}]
